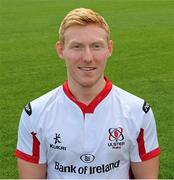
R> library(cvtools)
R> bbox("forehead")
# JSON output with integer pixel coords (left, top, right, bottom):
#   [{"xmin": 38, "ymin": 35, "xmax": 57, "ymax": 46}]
[{"xmin": 63, "ymin": 24, "xmax": 108, "ymax": 44}]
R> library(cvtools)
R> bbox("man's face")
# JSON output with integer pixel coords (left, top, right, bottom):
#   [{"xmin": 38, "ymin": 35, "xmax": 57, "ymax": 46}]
[{"xmin": 56, "ymin": 24, "xmax": 112, "ymax": 88}]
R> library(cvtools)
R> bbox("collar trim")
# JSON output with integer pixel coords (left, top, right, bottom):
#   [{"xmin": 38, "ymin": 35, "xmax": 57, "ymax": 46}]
[{"xmin": 63, "ymin": 77, "xmax": 112, "ymax": 114}]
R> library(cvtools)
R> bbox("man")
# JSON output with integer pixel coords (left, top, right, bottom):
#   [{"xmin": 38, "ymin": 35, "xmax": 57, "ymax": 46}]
[{"xmin": 15, "ymin": 8, "xmax": 160, "ymax": 179}]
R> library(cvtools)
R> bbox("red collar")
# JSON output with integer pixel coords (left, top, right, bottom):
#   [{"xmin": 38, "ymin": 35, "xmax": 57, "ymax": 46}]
[{"xmin": 63, "ymin": 77, "xmax": 112, "ymax": 114}]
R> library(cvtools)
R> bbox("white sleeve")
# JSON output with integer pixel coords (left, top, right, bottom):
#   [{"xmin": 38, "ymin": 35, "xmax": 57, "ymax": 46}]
[
  {"xmin": 130, "ymin": 106, "xmax": 160, "ymax": 162},
  {"xmin": 15, "ymin": 104, "xmax": 46, "ymax": 164}
]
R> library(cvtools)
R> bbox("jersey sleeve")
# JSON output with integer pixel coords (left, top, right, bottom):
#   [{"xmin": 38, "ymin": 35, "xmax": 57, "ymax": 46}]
[
  {"xmin": 15, "ymin": 104, "xmax": 46, "ymax": 164},
  {"xmin": 130, "ymin": 104, "xmax": 160, "ymax": 162}
]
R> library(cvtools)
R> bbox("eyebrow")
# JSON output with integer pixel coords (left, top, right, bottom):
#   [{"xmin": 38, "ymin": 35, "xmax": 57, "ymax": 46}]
[{"xmin": 68, "ymin": 39, "xmax": 106, "ymax": 45}]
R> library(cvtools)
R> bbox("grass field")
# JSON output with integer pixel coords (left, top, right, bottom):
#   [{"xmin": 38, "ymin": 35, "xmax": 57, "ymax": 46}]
[{"xmin": 0, "ymin": 0, "xmax": 173, "ymax": 178}]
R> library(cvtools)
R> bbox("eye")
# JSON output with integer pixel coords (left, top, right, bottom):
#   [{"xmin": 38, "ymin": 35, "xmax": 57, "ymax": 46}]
[
  {"xmin": 73, "ymin": 45, "xmax": 80, "ymax": 48},
  {"xmin": 92, "ymin": 43, "xmax": 103, "ymax": 50},
  {"xmin": 94, "ymin": 44, "xmax": 100, "ymax": 48},
  {"xmin": 71, "ymin": 43, "xmax": 82, "ymax": 49}
]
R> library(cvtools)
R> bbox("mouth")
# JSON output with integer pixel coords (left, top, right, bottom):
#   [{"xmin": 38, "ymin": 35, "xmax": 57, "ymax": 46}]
[{"xmin": 78, "ymin": 67, "xmax": 96, "ymax": 71}]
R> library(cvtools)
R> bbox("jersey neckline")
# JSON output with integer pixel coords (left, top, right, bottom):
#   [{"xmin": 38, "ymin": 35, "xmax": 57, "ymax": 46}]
[{"xmin": 63, "ymin": 77, "xmax": 112, "ymax": 114}]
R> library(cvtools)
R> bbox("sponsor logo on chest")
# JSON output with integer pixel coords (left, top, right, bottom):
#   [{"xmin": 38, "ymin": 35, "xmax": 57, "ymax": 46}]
[
  {"xmin": 49, "ymin": 133, "xmax": 67, "ymax": 151},
  {"xmin": 108, "ymin": 127, "xmax": 125, "ymax": 149},
  {"xmin": 54, "ymin": 160, "xmax": 120, "ymax": 175},
  {"xmin": 80, "ymin": 154, "xmax": 95, "ymax": 163}
]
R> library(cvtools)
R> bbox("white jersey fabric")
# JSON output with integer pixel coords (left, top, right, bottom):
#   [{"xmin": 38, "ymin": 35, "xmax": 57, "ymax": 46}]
[{"xmin": 16, "ymin": 78, "xmax": 160, "ymax": 179}]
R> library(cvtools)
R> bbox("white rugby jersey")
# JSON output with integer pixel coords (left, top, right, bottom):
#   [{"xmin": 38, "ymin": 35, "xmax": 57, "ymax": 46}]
[{"xmin": 16, "ymin": 78, "xmax": 160, "ymax": 179}]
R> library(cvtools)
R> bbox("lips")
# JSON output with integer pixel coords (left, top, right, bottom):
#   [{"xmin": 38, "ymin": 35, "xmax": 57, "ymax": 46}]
[{"xmin": 78, "ymin": 67, "xmax": 96, "ymax": 71}]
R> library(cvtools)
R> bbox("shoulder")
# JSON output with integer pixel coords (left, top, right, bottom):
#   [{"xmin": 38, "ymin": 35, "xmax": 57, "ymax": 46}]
[
  {"xmin": 111, "ymin": 85, "xmax": 151, "ymax": 115},
  {"xmin": 23, "ymin": 85, "xmax": 63, "ymax": 120},
  {"xmin": 110, "ymin": 85, "xmax": 155, "ymax": 140}
]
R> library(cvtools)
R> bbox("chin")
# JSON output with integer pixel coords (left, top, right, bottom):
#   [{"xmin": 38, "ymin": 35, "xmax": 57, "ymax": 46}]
[
  {"xmin": 79, "ymin": 81, "xmax": 95, "ymax": 88},
  {"xmin": 78, "ymin": 78, "xmax": 97, "ymax": 88}
]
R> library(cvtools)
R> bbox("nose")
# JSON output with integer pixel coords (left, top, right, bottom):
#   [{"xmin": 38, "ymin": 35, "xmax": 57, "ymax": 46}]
[{"xmin": 82, "ymin": 47, "xmax": 93, "ymax": 63}]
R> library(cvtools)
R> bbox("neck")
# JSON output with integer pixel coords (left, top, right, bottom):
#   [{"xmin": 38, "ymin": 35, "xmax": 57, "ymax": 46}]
[{"xmin": 67, "ymin": 77, "xmax": 106, "ymax": 105}]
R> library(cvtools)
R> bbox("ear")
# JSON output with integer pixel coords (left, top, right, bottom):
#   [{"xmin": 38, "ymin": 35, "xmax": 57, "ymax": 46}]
[
  {"xmin": 108, "ymin": 40, "xmax": 113, "ymax": 57},
  {"xmin": 55, "ymin": 41, "xmax": 64, "ymax": 59}
]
